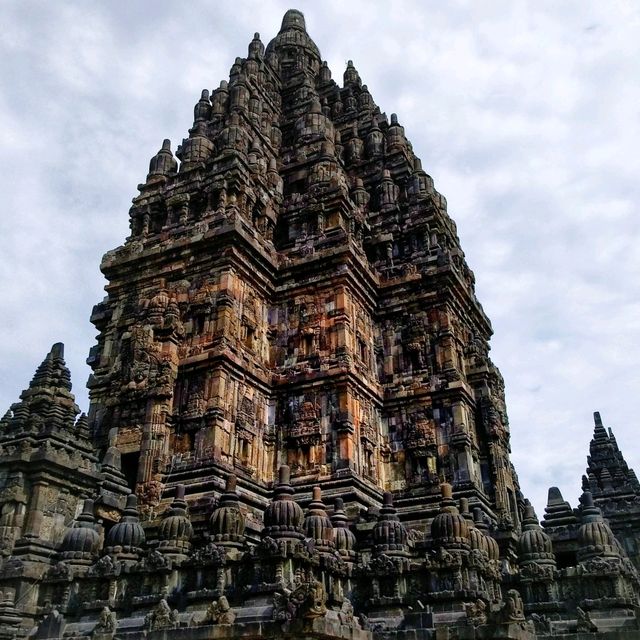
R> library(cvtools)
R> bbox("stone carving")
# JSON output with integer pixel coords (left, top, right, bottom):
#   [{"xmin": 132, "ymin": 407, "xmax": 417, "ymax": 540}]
[
  {"xmin": 92, "ymin": 607, "xmax": 116, "ymax": 638},
  {"xmin": 190, "ymin": 542, "xmax": 226, "ymax": 567},
  {"xmin": 575, "ymin": 607, "xmax": 598, "ymax": 632},
  {"xmin": 145, "ymin": 598, "xmax": 178, "ymax": 631},
  {"xmin": 498, "ymin": 589, "xmax": 526, "ymax": 623},
  {"xmin": 89, "ymin": 554, "xmax": 121, "ymax": 578},
  {"xmin": 197, "ymin": 596, "xmax": 235, "ymax": 625},
  {"xmin": 33, "ymin": 608, "xmax": 64, "ymax": 640},
  {"xmin": 530, "ymin": 613, "xmax": 553, "ymax": 634},
  {"xmin": 338, "ymin": 598, "xmax": 355, "ymax": 625},
  {"xmin": 272, "ymin": 578, "xmax": 327, "ymax": 623},
  {"xmin": 464, "ymin": 599, "xmax": 487, "ymax": 626}
]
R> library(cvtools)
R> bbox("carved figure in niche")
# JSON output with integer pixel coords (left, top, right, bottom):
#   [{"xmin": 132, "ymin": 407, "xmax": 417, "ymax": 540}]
[
  {"xmin": 272, "ymin": 591, "xmax": 297, "ymax": 623},
  {"xmin": 0, "ymin": 500, "xmax": 20, "ymax": 556},
  {"xmin": 236, "ymin": 396, "xmax": 256, "ymax": 432},
  {"xmin": 288, "ymin": 400, "xmax": 321, "ymax": 443},
  {"xmin": 273, "ymin": 579, "xmax": 327, "ymax": 623},
  {"xmin": 576, "ymin": 607, "xmax": 598, "ymax": 632},
  {"xmin": 184, "ymin": 378, "xmax": 206, "ymax": 418},
  {"xmin": 530, "ymin": 614, "xmax": 552, "ymax": 634},
  {"xmin": 89, "ymin": 554, "xmax": 120, "ymax": 578},
  {"xmin": 338, "ymin": 599, "xmax": 357, "ymax": 626},
  {"xmin": 92, "ymin": 607, "xmax": 116, "ymax": 637},
  {"xmin": 198, "ymin": 596, "xmax": 236, "ymax": 625},
  {"xmin": 145, "ymin": 598, "xmax": 178, "ymax": 631},
  {"xmin": 138, "ymin": 480, "xmax": 164, "ymax": 511},
  {"xmin": 153, "ymin": 358, "xmax": 176, "ymax": 398},
  {"xmin": 404, "ymin": 411, "xmax": 436, "ymax": 458},
  {"xmin": 404, "ymin": 316, "xmax": 429, "ymax": 371},
  {"xmin": 498, "ymin": 589, "xmax": 525, "ymax": 623},
  {"xmin": 464, "ymin": 599, "xmax": 487, "ymax": 627}
]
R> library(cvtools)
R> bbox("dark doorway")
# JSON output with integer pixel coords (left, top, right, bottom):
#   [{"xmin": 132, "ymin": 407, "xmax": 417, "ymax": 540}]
[{"xmin": 121, "ymin": 451, "xmax": 141, "ymax": 491}]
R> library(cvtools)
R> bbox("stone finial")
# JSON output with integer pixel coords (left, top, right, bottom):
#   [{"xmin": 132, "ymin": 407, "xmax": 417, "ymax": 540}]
[
  {"xmin": 105, "ymin": 494, "xmax": 145, "ymax": 559},
  {"xmin": 159, "ymin": 484, "xmax": 193, "ymax": 555},
  {"xmin": 372, "ymin": 492, "xmax": 408, "ymax": 555},
  {"xmin": 262, "ymin": 466, "xmax": 304, "ymax": 539},
  {"xmin": 60, "ymin": 498, "xmax": 101, "ymax": 563},
  {"xmin": 592, "ymin": 411, "xmax": 608, "ymax": 442},
  {"xmin": 577, "ymin": 490, "xmax": 622, "ymax": 561},
  {"xmin": 210, "ymin": 474, "xmax": 246, "ymax": 545},
  {"xmin": 431, "ymin": 483, "xmax": 470, "ymax": 550},
  {"xmin": 280, "ymin": 9, "xmax": 306, "ymax": 32},
  {"xmin": 194, "ymin": 89, "xmax": 211, "ymax": 123},
  {"xmin": 459, "ymin": 498, "xmax": 473, "ymax": 522},
  {"xmin": 303, "ymin": 486, "xmax": 334, "ymax": 551},
  {"xmin": 344, "ymin": 60, "xmax": 362, "ymax": 87},
  {"xmin": 147, "ymin": 139, "xmax": 178, "ymax": 179},
  {"xmin": 541, "ymin": 486, "xmax": 578, "ymax": 528},
  {"xmin": 440, "ymin": 482, "xmax": 454, "ymax": 505},
  {"xmin": 248, "ymin": 32, "xmax": 264, "ymax": 59},
  {"xmin": 278, "ymin": 464, "xmax": 291, "ymax": 486},
  {"xmin": 332, "ymin": 497, "xmax": 356, "ymax": 557}
]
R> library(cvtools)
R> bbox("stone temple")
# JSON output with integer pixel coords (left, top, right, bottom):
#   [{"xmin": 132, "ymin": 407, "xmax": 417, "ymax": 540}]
[{"xmin": 0, "ymin": 9, "xmax": 639, "ymax": 640}]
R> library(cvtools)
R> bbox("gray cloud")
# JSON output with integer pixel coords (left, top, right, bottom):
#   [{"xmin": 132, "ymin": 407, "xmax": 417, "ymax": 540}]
[{"xmin": 0, "ymin": 0, "xmax": 638, "ymax": 517}]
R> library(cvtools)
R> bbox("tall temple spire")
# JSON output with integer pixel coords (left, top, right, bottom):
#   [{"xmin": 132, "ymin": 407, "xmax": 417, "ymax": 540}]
[
  {"xmin": 586, "ymin": 411, "xmax": 640, "ymax": 498},
  {"xmin": 2, "ymin": 343, "xmax": 80, "ymax": 432}
]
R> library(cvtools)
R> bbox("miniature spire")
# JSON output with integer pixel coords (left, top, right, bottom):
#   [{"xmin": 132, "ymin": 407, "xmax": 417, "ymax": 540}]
[
  {"xmin": 343, "ymin": 60, "xmax": 362, "ymax": 87},
  {"xmin": 158, "ymin": 484, "xmax": 193, "ymax": 556},
  {"xmin": 303, "ymin": 486, "xmax": 334, "ymax": 552},
  {"xmin": 60, "ymin": 499, "xmax": 101, "ymax": 564},
  {"xmin": 473, "ymin": 507, "xmax": 499, "ymax": 561},
  {"xmin": 576, "ymin": 491, "xmax": 622, "ymax": 562},
  {"xmin": 147, "ymin": 139, "xmax": 178, "ymax": 179},
  {"xmin": 99, "ymin": 446, "xmax": 131, "ymax": 497},
  {"xmin": 319, "ymin": 60, "xmax": 331, "ymax": 83},
  {"xmin": 331, "ymin": 497, "xmax": 356, "ymax": 558},
  {"xmin": 75, "ymin": 412, "xmax": 90, "ymax": 439},
  {"xmin": 262, "ymin": 465, "xmax": 304, "ymax": 540},
  {"xmin": 386, "ymin": 113, "xmax": 408, "ymax": 154},
  {"xmin": 280, "ymin": 9, "xmax": 306, "ymax": 32},
  {"xmin": 585, "ymin": 412, "xmax": 639, "ymax": 499},
  {"xmin": 248, "ymin": 32, "xmax": 264, "ymax": 59},
  {"xmin": 518, "ymin": 500, "xmax": 555, "ymax": 566},
  {"xmin": 193, "ymin": 89, "xmax": 211, "ymax": 123},
  {"xmin": 211, "ymin": 81, "xmax": 229, "ymax": 117},
  {"xmin": 431, "ymin": 483, "xmax": 470, "ymax": 550},
  {"xmin": 5, "ymin": 343, "xmax": 80, "ymax": 432},
  {"xmin": 373, "ymin": 492, "xmax": 408, "ymax": 556},
  {"xmin": 210, "ymin": 474, "xmax": 246, "ymax": 546},
  {"xmin": 541, "ymin": 486, "xmax": 578, "ymax": 528},
  {"xmin": 105, "ymin": 494, "xmax": 145, "ymax": 561}
]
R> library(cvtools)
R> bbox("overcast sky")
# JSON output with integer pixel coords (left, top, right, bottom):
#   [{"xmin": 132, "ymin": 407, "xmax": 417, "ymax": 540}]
[{"xmin": 1, "ymin": 1, "xmax": 638, "ymax": 517}]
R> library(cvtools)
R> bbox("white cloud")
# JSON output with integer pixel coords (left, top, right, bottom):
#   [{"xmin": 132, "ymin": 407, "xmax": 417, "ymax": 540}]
[{"xmin": 0, "ymin": 0, "xmax": 638, "ymax": 518}]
